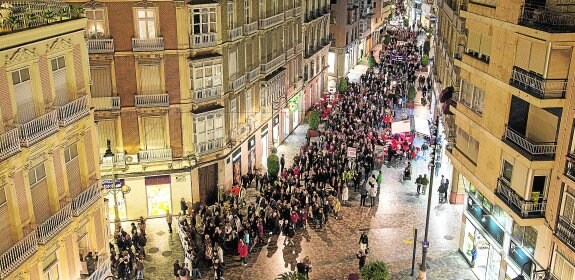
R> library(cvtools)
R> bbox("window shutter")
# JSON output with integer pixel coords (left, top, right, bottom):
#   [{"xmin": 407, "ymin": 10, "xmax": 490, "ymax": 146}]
[
  {"xmin": 529, "ymin": 41, "xmax": 546, "ymax": 75},
  {"xmin": 66, "ymin": 157, "xmax": 82, "ymax": 197},
  {"xmin": 480, "ymin": 35, "xmax": 491, "ymax": 57},
  {"xmin": 547, "ymin": 48, "xmax": 571, "ymax": 79},
  {"xmin": 90, "ymin": 67, "xmax": 112, "ymax": 97},
  {"xmin": 564, "ymin": 193, "xmax": 575, "ymax": 223},
  {"xmin": 31, "ymin": 180, "xmax": 51, "ymax": 224},
  {"xmin": 139, "ymin": 64, "xmax": 162, "ymax": 95},
  {"xmin": 98, "ymin": 119, "xmax": 117, "ymax": 154},
  {"xmin": 53, "ymin": 68, "xmax": 68, "ymax": 105},
  {"xmin": 143, "ymin": 117, "xmax": 166, "ymax": 149},
  {"xmin": 467, "ymin": 31, "xmax": 481, "ymax": 53},
  {"xmin": 14, "ymin": 80, "xmax": 35, "ymax": 123},
  {"xmin": 515, "ymin": 38, "xmax": 531, "ymax": 70}
]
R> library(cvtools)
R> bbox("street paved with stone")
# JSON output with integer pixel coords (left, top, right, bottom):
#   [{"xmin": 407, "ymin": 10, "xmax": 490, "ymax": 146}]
[{"xmin": 134, "ymin": 62, "xmax": 477, "ymax": 280}]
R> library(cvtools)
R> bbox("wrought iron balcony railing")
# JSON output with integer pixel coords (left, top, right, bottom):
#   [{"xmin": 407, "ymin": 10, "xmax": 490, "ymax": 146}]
[
  {"xmin": 519, "ymin": 4, "xmax": 575, "ymax": 33},
  {"xmin": 138, "ymin": 148, "xmax": 172, "ymax": 163},
  {"xmin": 556, "ymin": 215, "xmax": 575, "ymax": 251},
  {"xmin": 87, "ymin": 38, "xmax": 114, "ymax": 54},
  {"xmin": 504, "ymin": 126, "xmax": 556, "ymax": 159},
  {"xmin": 0, "ymin": 231, "xmax": 38, "ymax": 279},
  {"xmin": 93, "ymin": 96, "xmax": 120, "ymax": 111},
  {"xmin": 135, "ymin": 94, "xmax": 169, "ymax": 108},
  {"xmin": 71, "ymin": 181, "xmax": 101, "ymax": 216},
  {"xmin": 18, "ymin": 110, "xmax": 59, "ymax": 147},
  {"xmin": 37, "ymin": 203, "xmax": 73, "ymax": 244},
  {"xmin": 510, "ymin": 67, "xmax": 567, "ymax": 99},
  {"xmin": 495, "ymin": 178, "xmax": 546, "ymax": 218},
  {"xmin": 132, "ymin": 37, "xmax": 164, "ymax": 52},
  {"xmin": 0, "ymin": 128, "xmax": 21, "ymax": 160},
  {"xmin": 57, "ymin": 95, "xmax": 90, "ymax": 126}
]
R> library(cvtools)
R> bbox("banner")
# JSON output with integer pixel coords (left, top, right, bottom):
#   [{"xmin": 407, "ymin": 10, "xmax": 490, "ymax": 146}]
[{"xmin": 347, "ymin": 147, "xmax": 357, "ymax": 158}]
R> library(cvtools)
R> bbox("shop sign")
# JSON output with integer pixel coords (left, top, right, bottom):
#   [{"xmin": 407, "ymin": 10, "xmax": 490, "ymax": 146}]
[
  {"xmin": 347, "ymin": 147, "xmax": 357, "ymax": 158},
  {"xmin": 232, "ymin": 149, "xmax": 242, "ymax": 161},
  {"xmin": 261, "ymin": 124, "xmax": 268, "ymax": 136},
  {"xmin": 288, "ymin": 100, "xmax": 298, "ymax": 112},
  {"xmin": 102, "ymin": 178, "xmax": 125, "ymax": 189}
]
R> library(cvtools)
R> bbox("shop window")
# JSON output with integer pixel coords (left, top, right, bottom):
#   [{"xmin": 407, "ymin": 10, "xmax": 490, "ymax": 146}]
[{"xmin": 502, "ymin": 160, "xmax": 513, "ymax": 182}]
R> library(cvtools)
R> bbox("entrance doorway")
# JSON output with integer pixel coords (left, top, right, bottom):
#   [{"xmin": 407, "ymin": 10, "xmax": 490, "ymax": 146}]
[
  {"xmin": 199, "ymin": 164, "xmax": 218, "ymax": 205},
  {"xmin": 146, "ymin": 184, "xmax": 171, "ymax": 217}
]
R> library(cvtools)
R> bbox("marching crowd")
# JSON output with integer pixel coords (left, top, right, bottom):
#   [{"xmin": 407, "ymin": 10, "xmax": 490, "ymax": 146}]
[{"xmin": 104, "ymin": 22, "xmax": 447, "ymax": 280}]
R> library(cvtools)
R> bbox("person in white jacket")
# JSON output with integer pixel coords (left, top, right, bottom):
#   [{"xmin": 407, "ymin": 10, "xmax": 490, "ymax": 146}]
[
  {"xmin": 342, "ymin": 185, "xmax": 349, "ymax": 205},
  {"xmin": 368, "ymin": 185, "xmax": 377, "ymax": 207}
]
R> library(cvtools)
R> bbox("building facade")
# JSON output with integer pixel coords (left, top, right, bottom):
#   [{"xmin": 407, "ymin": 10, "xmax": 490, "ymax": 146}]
[
  {"xmin": 0, "ymin": 2, "xmax": 108, "ymax": 279},
  {"xmin": 71, "ymin": 0, "xmax": 307, "ymax": 221},
  {"xmin": 437, "ymin": 0, "xmax": 575, "ymax": 279}
]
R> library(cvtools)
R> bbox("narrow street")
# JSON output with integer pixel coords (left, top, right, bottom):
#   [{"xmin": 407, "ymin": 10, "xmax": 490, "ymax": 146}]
[{"xmin": 136, "ymin": 60, "xmax": 477, "ymax": 279}]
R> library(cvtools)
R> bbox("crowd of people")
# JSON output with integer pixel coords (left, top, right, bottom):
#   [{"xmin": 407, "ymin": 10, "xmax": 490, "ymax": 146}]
[{"xmin": 105, "ymin": 21, "xmax": 447, "ymax": 280}]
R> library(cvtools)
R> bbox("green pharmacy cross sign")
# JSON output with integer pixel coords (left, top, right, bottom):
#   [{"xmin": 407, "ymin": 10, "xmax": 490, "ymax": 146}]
[{"xmin": 288, "ymin": 93, "xmax": 300, "ymax": 112}]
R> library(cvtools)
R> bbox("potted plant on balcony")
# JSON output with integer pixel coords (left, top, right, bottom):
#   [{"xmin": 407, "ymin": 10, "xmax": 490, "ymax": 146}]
[{"xmin": 70, "ymin": 5, "xmax": 85, "ymax": 19}]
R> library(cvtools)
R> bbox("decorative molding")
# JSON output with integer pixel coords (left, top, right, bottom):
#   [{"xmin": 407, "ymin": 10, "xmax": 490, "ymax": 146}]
[
  {"xmin": 173, "ymin": 0, "xmax": 186, "ymax": 8},
  {"xmin": 47, "ymin": 38, "xmax": 73, "ymax": 55},
  {"xmin": 83, "ymin": 0, "xmax": 105, "ymax": 9},
  {"xmin": 134, "ymin": 0, "xmax": 156, "ymax": 8},
  {"xmin": 4, "ymin": 48, "xmax": 38, "ymax": 68}
]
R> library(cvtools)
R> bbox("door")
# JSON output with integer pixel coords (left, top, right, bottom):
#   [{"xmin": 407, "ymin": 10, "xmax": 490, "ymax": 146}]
[
  {"xmin": 261, "ymin": 133, "xmax": 268, "ymax": 167},
  {"xmin": 199, "ymin": 164, "xmax": 218, "ymax": 205},
  {"xmin": 284, "ymin": 112, "xmax": 290, "ymax": 136}
]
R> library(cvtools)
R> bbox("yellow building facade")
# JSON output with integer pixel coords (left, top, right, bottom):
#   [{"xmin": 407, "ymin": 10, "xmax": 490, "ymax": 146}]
[
  {"xmin": 0, "ymin": 2, "xmax": 108, "ymax": 280},
  {"xmin": 436, "ymin": 0, "xmax": 575, "ymax": 279}
]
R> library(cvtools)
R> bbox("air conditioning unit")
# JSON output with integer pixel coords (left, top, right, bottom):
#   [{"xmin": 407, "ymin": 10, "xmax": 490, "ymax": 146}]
[{"xmin": 125, "ymin": 154, "xmax": 139, "ymax": 165}]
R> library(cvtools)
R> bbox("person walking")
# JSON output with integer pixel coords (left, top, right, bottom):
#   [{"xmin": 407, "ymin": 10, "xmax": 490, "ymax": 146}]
[
  {"xmin": 416, "ymin": 175, "xmax": 423, "ymax": 194},
  {"xmin": 173, "ymin": 260, "xmax": 181, "ymax": 280},
  {"xmin": 376, "ymin": 170, "xmax": 383, "ymax": 190},
  {"xmin": 360, "ymin": 186, "xmax": 368, "ymax": 206},
  {"xmin": 166, "ymin": 210, "xmax": 173, "ymax": 234},
  {"xmin": 434, "ymin": 159, "xmax": 441, "ymax": 176},
  {"xmin": 368, "ymin": 185, "xmax": 377, "ymax": 207},
  {"xmin": 85, "ymin": 252, "xmax": 98, "ymax": 276},
  {"xmin": 238, "ymin": 239, "xmax": 248, "ymax": 266},
  {"xmin": 357, "ymin": 249, "xmax": 367, "ymax": 269},
  {"xmin": 421, "ymin": 174, "xmax": 430, "ymax": 195},
  {"xmin": 342, "ymin": 184, "xmax": 349, "ymax": 205},
  {"xmin": 135, "ymin": 257, "xmax": 144, "ymax": 279},
  {"xmin": 180, "ymin": 198, "xmax": 188, "ymax": 215},
  {"xmin": 359, "ymin": 232, "xmax": 369, "ymax": 251},
  {"xmin": 280, "ymin": 154, "xmax": 286, "ymax": 172}
]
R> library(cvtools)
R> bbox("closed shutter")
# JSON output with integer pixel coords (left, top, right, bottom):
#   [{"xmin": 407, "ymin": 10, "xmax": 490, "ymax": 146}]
[
  {"xmin": 515, "ymin": 38, "xmax": 532, "ymax": 70},
  {"xmin": 67, "ymin": 157, "xmax": 82, "ymax": 197},
  {"xmin": 480, "ymin": 35, "xmax": 492, "ymax": 57},
  {"xmin": 529, "ymin": 41, "xmax": 547, "ymax": 75},
  {"xmin": 143, "ymin": 116, "xmax": 166, "ymax": 149},
  {"xmin": 98, "ymin": 119, "xmax": 117, "ymax": 155},
  {"xmin": 0, "ymin": 205, "xmax": 14, "ymax": 253},
  {"xmin": 90, "ymin": 67, "xmax": 112, "ymax": 97},
  {"xmin": 467, "ymin": 31, "xmax": 481, "ymax": 53},
  {"xmin": 94, "ymin": 209, "xmax": 105, "ymax": 249},
  {"xmin": 547, "ymin": 48, "xmax": 571, "ymax": 79},
  {"xmin": 139, "ymin": 64, "xmax": 161, "ymax": 95},
  {"xmin": 84, "ymin": 132, "xmax": 95, "ymax": 178},
  {"xmin": 31, "ymin": 179, "xmax": 51, "ymax": 224},
  {"xmin": 14, "ymin": 81, "xmax": 35, "ymax": 123},
  {"xmin": 53, "ymin": 68, "xmax": 68, "ymax": 106},
  {"xmin": 53, "ymin": 152, "xmax": 66, "ymax": 197},
  {"xmin": 14, "ymin": 171, "xmax": 29, "ymax": 223}
]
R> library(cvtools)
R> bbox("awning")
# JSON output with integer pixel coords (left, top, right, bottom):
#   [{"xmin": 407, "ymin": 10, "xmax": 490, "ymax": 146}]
[
  {"xmin": 391, "ymin": 119, "xmax": 411, "ymax": 134},
  {"xmin": 412, "ymin": 117, "xmax": 431, "ymax": 137}
]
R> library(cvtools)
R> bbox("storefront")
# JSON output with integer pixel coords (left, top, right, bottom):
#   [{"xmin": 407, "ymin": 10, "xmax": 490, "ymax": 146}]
[
  {"xmin": 283, "ymin": 110, "xmax": 290, "ymax": 138},
  {"xmin": 247, "ymin": 136, "xmax": 256, "ymax": 173},
  {"xmin": 289, "ymin": 93, "xmax": 301, "ymax": 129},
  {"xmin": 103, "ymin": 179, "xmax": 128, "ymax": 221},
  {"xmin": 261, "ymin": 125, "xmax": 269, "ymax": 168},
  {"xmin": 273, "ymin": 115, "xmax": 279, "ymax": 147},
  {"xmin": 145, "ymin": 175, "xmax": 172, "ymax": 217},
  {"xmin": 232, "ymin": 149, "xmax": 241, "ymax": 185}
]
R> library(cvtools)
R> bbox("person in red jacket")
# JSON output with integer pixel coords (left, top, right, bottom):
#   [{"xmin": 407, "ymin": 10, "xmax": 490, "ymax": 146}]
[{"xmin": 238, "ymin": 239, "xmax": 248, "ymax": 266}]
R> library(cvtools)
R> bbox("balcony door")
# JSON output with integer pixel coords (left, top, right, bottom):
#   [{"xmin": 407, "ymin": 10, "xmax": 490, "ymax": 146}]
[
  {"xmin": 138, "ymin": 64, "xmax": 161, "ymax": 95},
  {"xmin": 90, "ymin": 67, "xmax": 113, "ymax": 98},
  {"xmin": 13, "ymin": 68, "xmax": 36, "ymax": 123},
  {"xmin": 136, "ymin": 9, "xmax": 157, "ymax": 39},
  {"xmin": 141, "ymin": 116, "xmax": 167, "ymax": 151},
  {"xmin": 52, "ymin": 56, "xmax": 69, "ymax": 106}
]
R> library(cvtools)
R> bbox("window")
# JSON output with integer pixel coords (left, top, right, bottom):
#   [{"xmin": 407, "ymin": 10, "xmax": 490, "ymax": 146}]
[
  {"xmin": 51, "ymin": 56, "xmax": 68, "ymax": 105},
  {"xmin": 136, "ymin": 9, "xmax": 156, "ymax": 39},
  {"xmin": 192, "ymin": 59, "xmax": 223, "ymax": 90},
  {"xmin": 141, "ymin": 116, "xmax": 167, "ymax": 150},
  {"xmin": 0, "ymin": 185, "xmax": 6, "ymax": 206},
  {"xmin": 194, "ymin": 110, "xmax": 225, "ymax": 153},
  {"xmin": 43, "ymin": 252, "xmax": 60, "ymax": 280},
  {"xmin": 259, "ymin": 0, "xmax": 265, "ymax": 18},
  {"xmin": 228, "ymin": 2, "xmax": 235, "ymax": 29},
  {"xmin": 502, "ymin": 160, "xmax": 513, "ymax": 182},
  {"xmin": 191, "ymin": 7, "xmax": 217, "ymax": 35},
  {"xmin": 272, "ymin": 0, "xmax": 278, "ymax": 14},
  {"xmin": 466, "ymin": 30, "xmax": 491, "ymax": 63},
  {"xmin": 553, "ymin": 252, "xmax": 575, "ymax": 280},
  {"xmin": 64, "ymin": 143, "xmax": 79, "ymax": 163},
  {"xmin": 511, "ymin": 224, "xmax": 537, "ymax": 254},
  {"xmin": 85, "ymin": 8, "xmax": 106, "ymax": 38},
  {"xmin": 460, "ymin": 79, "xmax": 484, "ymax": 115},
  {"xmin": 562, "ymin": 192, "xmax": 575, "ymax": 224},
  {"xmin": 28, "ymin": 162, "xmax": 46, "ymax": 187},
  {"xmin": 13, "ymin": 67, "xmax": 35, "ymax": 122},
  {"xmin": 456, "ymin": 128, "xmax": 479, "ymax": 164},
  {"xmin": 246, "ymin": 88, "xmax": 252, "ymax": 118},
  {"xmin": 90, "ymin": 67, "xmax": 113, "ymax": 97},
  {"xmin": 230, "ymin": 98, "xmax": 237, "ymax": 129},
  {"xmin": 245, "ymin": 0, "xmax": 251, "ymax": 23},
  {"xmin": 515, "ymin": 38, "xmax": 547, "ymax": 75},
  {"xmin": 228, "ymin": 50, "xmax": 238, "ymax": 79},
  {"xmin": 138, "ymin": 64, "xmax": 162, "ymax": 95},
  {"xmin": 260, "ymin": 88, "xmax": 268, "ymax": 114}
]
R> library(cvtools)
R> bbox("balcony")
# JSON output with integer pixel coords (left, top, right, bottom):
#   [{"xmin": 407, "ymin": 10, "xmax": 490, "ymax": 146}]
[
  {"xmin": 244, "ymin": 22, "xmax": 258, "ymax": 35},
  {"xmin": 286, "ymin": 46, "xmax": 294, "ymax": 57},
  {"xmin": 131, "ymin": 37, "xmax": 164, "ymax": 52},
  {"xmin": 195, "ymin": 138, "xmax": 224, "ymax": 155},
  {"xmin": 261, "ymin": 54, "xmax": 286, "ymax": 73},
  {"xmin": 138, "ymin": 148, "xmax": 172, "ymax": 163},
  {"xmin": 565, "ymin": 154, "xmax": 575, "ymax": 182},
  {"xmin": 87, "ymin": 38, "xmax": 114, "ymax": 54},
  {"xmin": 135, "ymin": 94, "xmax": 169, "ymax": 108},
  {"xmin": 57, "ymin": 95, "xmax": 90, "ymax": 127},
  {"xmin": 87, "ymin": 258, "xmax": 112, "ymax": 280},
  {"xmin": 37, "ymin": 204, "xmax": 73, "ymax": 244},
  {"xmin": 495, "ymin": 178, "xmax": 546, "ymax": 218},
  {"xmin": 259, "ymin": 13, "xmax": 284, "ymax": 29},
  {"xmin": 227, "ymin": 26, "xmax": 243, "ymax": 41},
  {"xmin": 295, "ymin": 43, "xmax": 303, "ymax": 54},
  {"xmin": 510, "ymin": 67, "xmax": 567, "ymax": 99},
  {"xmin": 193, "ymin": 86, "xmax": 222, "ymax": 102},
  {"xmin": 232, "ymin": 75, "xmax": 246, "ymax": 91},
  {"xmin": 0, "ymin": 128, "xmax": 21, "ymax": 160},
  {"xmin": 230, "ymin": 125, "xmax": 249, "ymax": 143},
  {"xmin": 305, "ymin": 10, "xmax": 319, "ymax": 23},
  {"xmin": 0, "ymin": 1, "xmax": 81, "ymax": 34},
  {"xmin": 284, "ymin": 8, "xmax": 294, "ymax": 18},
  {"xmin": 71, "ymin": 181, "xmax": 101, "ymax": 216},
  {"xmin": 519, "ymin": 4, "xmax": 575, "ymax": 33},
  {"xmin": 0, "ymin": 231, "xmax": 38, "ymax": 279},
  {"xmin": 18, "ymin": 110, "xmax": 59, "ymax": 147},
  {"xmin": 247, "ymin": 67, "xmax": 260, "ymax": 82},
  {"xmin": 100, "ymin": 152, "xmax": 126, "ymax": 167},
  {"xmin": 556, "ymin": 216, "xmax": 575, "ymax": 251},
  {"xmin": 93, "ymin": 96, "xmax": 120, "ymax": 111},
  {"xmin": 504, "ymin": 126, "xmax": 556, "ymax": 160},
  {"xmin": 294, "ymin": 6, "xmax": 302, "ymax": 16},
  {"xmin": 190, "ymin": 33, "xmax": 218, "ymax": 48}
]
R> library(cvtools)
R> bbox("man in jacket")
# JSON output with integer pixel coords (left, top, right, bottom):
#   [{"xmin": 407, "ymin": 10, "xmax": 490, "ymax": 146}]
[
  {"xmin": 360, "ymin": 185, "xmax": 368, "ymax": 206},
  {"xmin": 368, "ymin": 185, "xmax": 377, "ymax": 207},
  {"xmin": 421, "ymin": 174, "xmax": 430, "ymax": 195}
]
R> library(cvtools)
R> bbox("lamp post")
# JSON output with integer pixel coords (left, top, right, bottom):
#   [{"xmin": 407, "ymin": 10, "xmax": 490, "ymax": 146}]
[
  {"xmin": 102, "ymin": 140, "xmax": 130, "ymax": 228},
  {"xmin": 418, "ymin": 117, "xmax": 440, "ymax": 280}
]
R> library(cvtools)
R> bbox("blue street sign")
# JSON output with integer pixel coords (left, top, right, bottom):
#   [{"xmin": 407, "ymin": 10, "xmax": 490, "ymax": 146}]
[
  {"xmin": 422, "ymin": 241, "xmax": 429, "ymax": 248},
  {"xmin": 102, "ymin": 179, "xmax": 125, "ymax": 189}
]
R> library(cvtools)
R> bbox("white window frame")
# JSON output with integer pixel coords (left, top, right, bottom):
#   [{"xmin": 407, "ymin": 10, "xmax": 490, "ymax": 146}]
[
  {"xmin": 245, "ymin": 0, "xmax": 251, "ymax": 23},
  {"xmin": 552, "ymin": 251, "xmax": 575, "ymax": 280},
  {"xmin": 561, "ymin": 191, "xmax": 575, "ymax": 224},
  {"xmin": 28, "ymin": 162, "xmax": 46, "ymax": 188},
  {"xmin": 64, "ymin": 143, "xmax": 79, "ymax": 163},
  {"xmin": 194, "ymin": 109, "xmax": 225, "ymax": 153},
  {"xmin": 136, "ymin": 8, "xmax": 157, "ymax": 39},
  {"xmin": 190, "ymin": 7, "xmax": 217, "ymax": 35},
  {"xmin": 12, "ymin": 67, "xmax": 30, "ymax": 85},
  {"xmin": 230, "ymin": 98, "xmax": 237, "ymax": 130},
  {"xmin": 191, "ymin": 59, "xmax": 223, "ymax": 90},
  {"xmin": 85, "ymin": 8, "xmax": 106, "ymax": 38}
]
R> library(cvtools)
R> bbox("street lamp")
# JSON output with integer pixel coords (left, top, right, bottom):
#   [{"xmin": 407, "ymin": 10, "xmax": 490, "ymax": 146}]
[
  {"xmin": 102, "ymin": 140, "xmax": 130, "ymax": 228},
  {"xmin": 512, "ymin": 261, "xmax": 533, "ymax": 280},
  {"xmin": 418, "ymin": 117, "xmax": 440, "ymax": 280}
]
